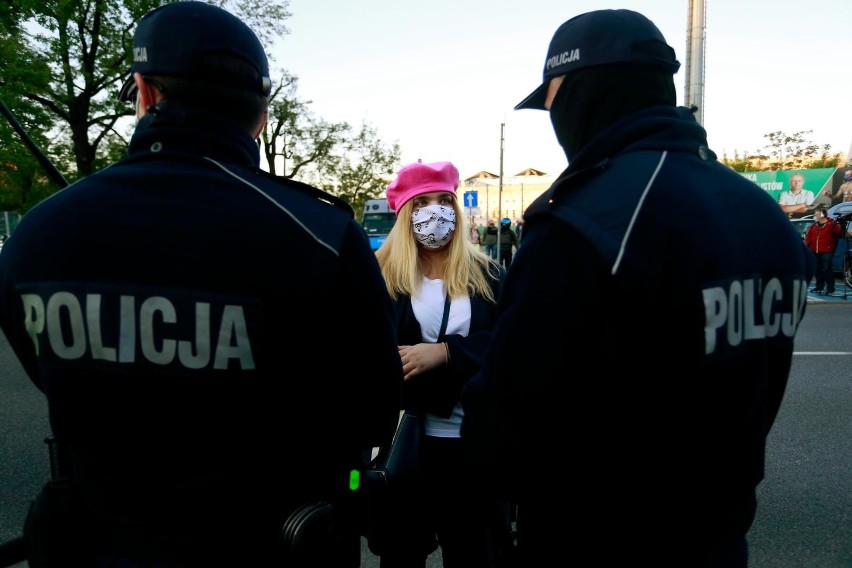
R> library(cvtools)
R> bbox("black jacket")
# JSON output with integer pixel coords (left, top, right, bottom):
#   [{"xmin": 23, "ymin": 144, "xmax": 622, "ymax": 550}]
[
  {"xmin": 483, "ymin": 225, "xmax": 498, "ymax": 245},
  {"xmin": 498, "ymin": 226, "xmax": 518, "ymax": 251},
  {"xmin": 395, "ymin": 265, "xmax": 503, "ymax": 417},
  {"xmin": 463, "ymin": 105, "xmax": 814, "ymax": 560},
  {"xmin": 0, "ymin": 103, "xmax": 402, "ymax": 562}
]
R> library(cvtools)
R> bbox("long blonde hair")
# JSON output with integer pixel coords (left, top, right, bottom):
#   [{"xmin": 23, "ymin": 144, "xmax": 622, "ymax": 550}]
[{"xmin": 375, "ymin": 196, "xmax": 500, "ymax": 302}]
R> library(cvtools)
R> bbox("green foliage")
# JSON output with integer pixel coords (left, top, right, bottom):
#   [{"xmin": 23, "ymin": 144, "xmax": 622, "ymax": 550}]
[
  {"xmin": 0, "ymin": 0, "xmax": 155, "ymax": 203},
  {"xmin": 0, "ymin": 22, "xmax": 66, "ymax": 212},
  {"xmin": 0, "ymin": 0, "xmax": 292, "ymax": 207},
  {"xmin": 260, "ymin": 70, "xmax": 401, "ymax": 210},
  {"xmin": 719, "ymin": 149, "xmax": 750, "ymax": 173},
  {"xmin": 1, "ymin": 0, "xmax": 400, "ymax": 219},
  {"xmin": 261, "ymin": 70, "xmax": 350, "ymax": 179},
  {"xmin": 720, "ymin": 130, "xmax": 844, "ymax": 172},
  {"xmin": 314, "ymin": 122, "xmax": 401, "ymax": 213}
]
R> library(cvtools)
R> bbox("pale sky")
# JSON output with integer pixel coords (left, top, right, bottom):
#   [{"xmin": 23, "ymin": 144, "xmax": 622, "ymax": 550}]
[{"xmin": 272, "ymin": 0, "xmax": 851, "ymax": 181}]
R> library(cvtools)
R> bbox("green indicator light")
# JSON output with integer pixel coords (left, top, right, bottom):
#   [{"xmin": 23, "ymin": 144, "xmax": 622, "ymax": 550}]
[{"xmin": 349, "ymin": 469, "xmax": 360, "ymax": 491}]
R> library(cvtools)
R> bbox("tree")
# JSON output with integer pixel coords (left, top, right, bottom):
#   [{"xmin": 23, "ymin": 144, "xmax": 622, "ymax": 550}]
[
  {"xmin": 312, "ymin": 122, "xmax": 401, "ymax": 214},
  {"xmin": 4, "ymin": 1, "xmax": 160, "ymax": 178},
  {"xmin": 0, "ymin": 0, "xmax": 291, "ymax": 204},
  {"xmin": 260, "ymin": 71, "xmax": 401, "ymax": 213},
  {"xmin": 1, "ymin": 2, "xmax": 69, "ymax": 213},
  {"xmin": 0, "ymin": 103, "xmax": 65, "ymax": 214},
  {"xmin": 761, "ymin": 130, "xmax": 837, "ymax": 170},
  {"xmin": 720, "ymin": 130, "xmax": 844, "ymax": 172},
  {"xmin": 260, "ymin": 70, "xmax": 350, "ymax": 179},
  {"xmin": 2, "ymin": 0, "xmax": 400, "ymax": 219}
]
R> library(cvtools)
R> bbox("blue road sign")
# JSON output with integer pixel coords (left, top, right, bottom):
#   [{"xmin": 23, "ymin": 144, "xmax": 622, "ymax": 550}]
[{"xmin": 463, "ymin": 191, "xmax": 478, "ymax": 208}]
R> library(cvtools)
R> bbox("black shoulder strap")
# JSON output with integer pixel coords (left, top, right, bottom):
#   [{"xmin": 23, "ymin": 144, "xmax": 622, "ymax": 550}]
[{"xmin": 438, "ymin": 293, "xmax": 451, "ymax": 341}]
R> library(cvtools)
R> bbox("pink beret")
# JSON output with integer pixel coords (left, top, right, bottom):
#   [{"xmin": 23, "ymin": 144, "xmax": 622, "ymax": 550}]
[{"xmin": 386, "ymin": 160, "xmax": 460, "ymax": 214}]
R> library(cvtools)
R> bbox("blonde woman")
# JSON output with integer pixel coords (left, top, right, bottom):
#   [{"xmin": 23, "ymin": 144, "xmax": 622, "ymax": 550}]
[{"xmin": 369, "ymin": 160, "xmax": 509, "ymax": 568}]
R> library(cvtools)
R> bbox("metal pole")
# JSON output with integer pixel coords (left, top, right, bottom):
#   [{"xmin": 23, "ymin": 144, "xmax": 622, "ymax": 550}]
[
  {"xmin": 497, "ymin": 123, "xmax": 504, "ymax": 265},
  {"xmin": 1, "ymin": 100, "xmax": 69, "ymax": 189},
  {"xmin": 684, "ymin": 0, "xmax": 706, "ymax": 125}
]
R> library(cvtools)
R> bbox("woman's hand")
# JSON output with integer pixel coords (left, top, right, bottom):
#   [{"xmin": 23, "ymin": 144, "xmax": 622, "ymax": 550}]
[{"xmin": 398, "ymin": 343, "xmax": 448, "ymax": 381}]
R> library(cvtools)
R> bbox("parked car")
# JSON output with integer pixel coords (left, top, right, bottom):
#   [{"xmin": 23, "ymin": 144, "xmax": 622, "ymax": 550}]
[
  {"xmin": 827, "ymin": 201, "xmax": 852, "ymax": 219},
  {"xmin": 790, "ymin": 215, "xmax": 814, "ymax": 240}
]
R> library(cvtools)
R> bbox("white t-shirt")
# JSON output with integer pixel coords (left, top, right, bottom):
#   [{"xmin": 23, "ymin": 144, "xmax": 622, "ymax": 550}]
[
  {"xmin": 778, "ymin": 189, "xmax": 815, "ymax": 206},
  {"xmin": 411, "ymin": 277, "xmax": 471, "ymax": 438}
]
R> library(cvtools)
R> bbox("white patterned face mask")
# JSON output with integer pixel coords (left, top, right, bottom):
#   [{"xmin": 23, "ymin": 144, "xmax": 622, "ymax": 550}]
[{"xmin": 411, "ymin": 204, "xmax": 456, "ymax": 249}]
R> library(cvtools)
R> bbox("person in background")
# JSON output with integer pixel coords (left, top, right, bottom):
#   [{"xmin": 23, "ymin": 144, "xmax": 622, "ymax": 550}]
[
  {"xmin": 461, "ymin": 9, "xmax": 813, "ymax": 568},
  {"xmin": 498, "ymin": 218, "xmax": 519, "ymax": 268},
  {"xmin": 469, "ymin": 221, "xmax": 482, "ymax": 247},
  {"xmin": 0, "ymin": 3, "xmax": 402, "ymax": 566},
  {"xmin": 805, "ymin": 207, "xmax": 842, "ymax": 295},
  {"xmin": 778, "ymin": 173, "xmax": 817, "ymax": 217},
  {"xmin": 483, "ymin": 220, "xmax": 499, "ymax": 260},
  {"xmin": 830, "ymin": 169, "xmax": 852, "ymax": 203},
  {"xmin": 371, "ymin": 160, "xmax": 508, "ymax": 568}
]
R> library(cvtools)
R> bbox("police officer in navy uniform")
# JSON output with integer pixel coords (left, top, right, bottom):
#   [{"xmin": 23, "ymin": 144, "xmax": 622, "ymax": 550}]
[
  {"xmin": 0, "ymin": 3, "xmax": 402, "ymax": 566},
  {"xmin": 461, "ymin": 9, "xmax": 814, "ymax": 568}
]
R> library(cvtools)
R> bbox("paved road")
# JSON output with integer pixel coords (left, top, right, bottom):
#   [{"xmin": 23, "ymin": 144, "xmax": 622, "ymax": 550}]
[{"xmin": 2, "ymin": 295, "xmax": 850, "ymax": 567}]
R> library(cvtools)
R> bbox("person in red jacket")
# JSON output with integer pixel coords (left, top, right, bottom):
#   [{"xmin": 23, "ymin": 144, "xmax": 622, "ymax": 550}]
[{"xmin": 805, "ymin": 207, "xmax": 843, "ymax": 295}]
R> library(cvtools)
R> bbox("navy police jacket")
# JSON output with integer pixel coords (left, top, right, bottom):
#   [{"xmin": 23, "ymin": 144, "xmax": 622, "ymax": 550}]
[
  {"xmin": 462, "ymin": 105, "xmax": 814, "ymax": 560},
  {"xmin": 0, "ymin": 104, "xmax": 402, "ymax": 555}
]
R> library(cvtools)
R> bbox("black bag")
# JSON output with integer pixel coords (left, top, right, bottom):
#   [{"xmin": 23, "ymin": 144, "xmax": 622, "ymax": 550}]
[
  {"xmin": 364, "ymin": 410, "xmax": 424, "ymax": 488},
  {"xmin": 362, "ymin": 410, "xmax": 426, "ymax": 555},
  {"xmin": 364, "ymin": 292, "xmax": 446, "ymax": 489},
  {"xmin": 362, "ymin": 293, "xmax": 448, "ymax": 555}
]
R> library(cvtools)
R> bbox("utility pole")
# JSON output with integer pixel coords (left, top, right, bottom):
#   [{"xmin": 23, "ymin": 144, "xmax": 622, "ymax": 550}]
[
  {"xmin": 684, "ymin": 0, "xmax": 706, "ymax": 125},
  {"xmin": 496, "ymin": 122, "xmax": 505, "ymax": 253}
]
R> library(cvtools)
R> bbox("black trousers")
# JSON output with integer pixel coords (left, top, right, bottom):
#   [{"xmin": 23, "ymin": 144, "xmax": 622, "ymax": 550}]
[
  {"xmin": 813, "ymin": 251, "xmax": 835, "ymax": 293},
  {"xmin": 499, "ymin": 247, "xmax": 513, "ymax": 269}
]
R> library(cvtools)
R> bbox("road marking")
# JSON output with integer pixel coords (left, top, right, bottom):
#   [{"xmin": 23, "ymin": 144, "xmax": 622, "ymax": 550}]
[{"xmin": 794, "ymin": 351, "xmax": 852, "ymax": 355}]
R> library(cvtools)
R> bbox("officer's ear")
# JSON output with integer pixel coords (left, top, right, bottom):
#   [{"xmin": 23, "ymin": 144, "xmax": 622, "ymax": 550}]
[
  {"xmin": 252, "ymin": 109, "xmax": 268, "ymax": 140},
  {"xmin": 134, "ymin": 73, "xmax": 163, "ymax": 119}
]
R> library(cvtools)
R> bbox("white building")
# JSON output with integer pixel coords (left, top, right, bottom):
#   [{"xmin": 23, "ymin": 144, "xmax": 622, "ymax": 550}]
[{"xmin": 462, "ymin": 168, "xmax": 556, "ymax": 225}]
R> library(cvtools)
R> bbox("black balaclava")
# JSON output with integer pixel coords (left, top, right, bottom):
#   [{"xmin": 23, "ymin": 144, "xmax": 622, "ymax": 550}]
[{"xmin": 549, "ymin": 62, "xmax": 677, "ymax": 163}]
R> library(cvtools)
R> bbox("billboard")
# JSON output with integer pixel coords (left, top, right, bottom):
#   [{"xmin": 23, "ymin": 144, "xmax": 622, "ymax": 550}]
[{"xmin": 739, "ymin": 168, "xmax": 839, "ymax": 202}]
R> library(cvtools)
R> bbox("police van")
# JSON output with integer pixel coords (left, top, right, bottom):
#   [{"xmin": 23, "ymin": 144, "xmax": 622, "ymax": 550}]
[{"xmin": 361, "ymin": 198, "xmax": 396, "ymax": 251}]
